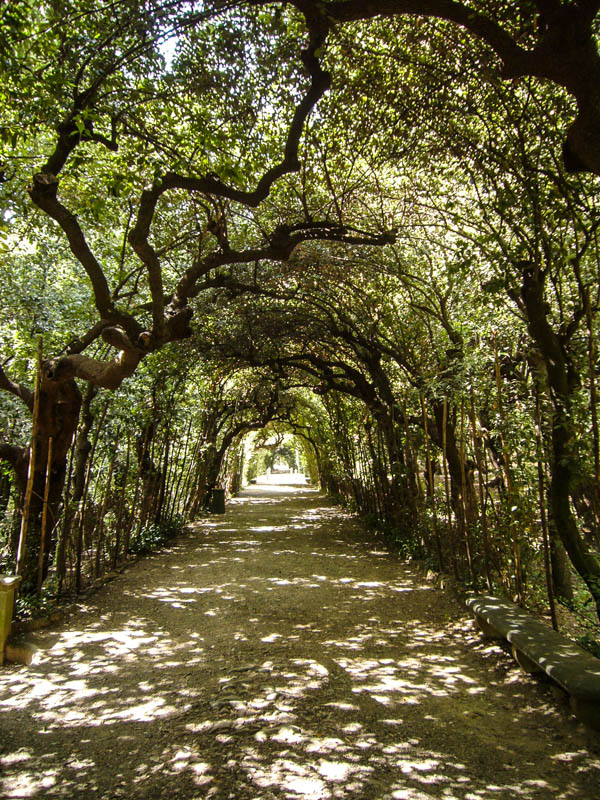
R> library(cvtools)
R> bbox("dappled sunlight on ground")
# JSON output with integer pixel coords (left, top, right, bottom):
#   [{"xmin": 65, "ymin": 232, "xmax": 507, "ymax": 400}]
[{"xmin": 1, "ymin": 484, "xmax": 599, "ymax": 799}]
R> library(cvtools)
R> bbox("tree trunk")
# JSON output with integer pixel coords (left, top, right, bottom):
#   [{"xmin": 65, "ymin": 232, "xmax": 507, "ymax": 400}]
[
  {"xmin": 431, "ymin": 400, "xmax": 473, "ymax": 521},
  {"xmin": 375, "ymin": 408, "xmax": 416, "ymax": 531},
  {"xmin": 550, "ymin": 527, "xmax": 573, "ymax": 602},
  {"xmin": 522, "ymin": 264, "xmax": 600, "ymax": 619},
  {"xmin": 56, "ymin": 383, "xmax": 97, "ymax": 591},
  {"xmin": 135, "ymin": 419, "xmax": 161, "ymax": 527},
  {"xmin": 19, "ymin": 374, "xmax": 81, "ymax": 593}
]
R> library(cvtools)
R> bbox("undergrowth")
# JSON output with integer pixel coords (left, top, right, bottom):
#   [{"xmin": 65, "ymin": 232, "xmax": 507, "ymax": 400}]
[{"xmin": 128, "ymin": 514, "xmax": 186, "ymax": 556}]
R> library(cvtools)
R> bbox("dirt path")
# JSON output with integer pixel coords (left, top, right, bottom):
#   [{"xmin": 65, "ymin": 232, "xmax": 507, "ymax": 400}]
[{"xmin": 1, "ymin": 482, "xmax": 599, "ymax": 800}]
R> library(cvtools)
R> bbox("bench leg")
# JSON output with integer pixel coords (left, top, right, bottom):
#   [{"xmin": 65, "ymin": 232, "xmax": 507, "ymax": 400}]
[
  {"xmin": 474, "ymin": 614, "xmax": 502, "ymax": 639},
  {"xmin": 511, "ymin": 645, "xmax": 543, "ymax": 674},
  {"xmin": 569, "ymin": 695, "xmax": 600, "ymax": 731}
]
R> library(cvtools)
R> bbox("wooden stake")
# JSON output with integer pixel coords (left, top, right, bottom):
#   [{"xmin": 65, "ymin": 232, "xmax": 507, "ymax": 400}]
[
  {"xmin": 16, "ymin": 337, "xmax": 43, "ymax": 578},
  {"xmin": 37, "ymin": 435, "xmax": 54, "ymax": 594},
  {"xmin": 535, "ymin": 388, "xmax": 559, "ymax": 631},
  {"xmin": 404, "ymin": 404, "xmax": 424, "ymax": 500},
  {"xmin": 470, "ymin": 387, "xmax": 493, "ymax": 592},
  {"xmin": 168, "ymin": 417, "xmax": 193, "ymax": 518},
  {"xmin": 421, "ymin": 395, "xmax": 443, "ymax": 570},
  {"xmin": 442, "ymin": 397, "xmax": 459, "ymax": 579},
  {"xmin": 584, "ymin": 289, "xmax": 600, "ymax": 545},
  {"xmin": 56, "ymin": 433, "xmax": 75, "ymax": 596},
  {"xmin": 112, "ymin": 434, "xmax": 131, "ymax": 567},
  {"xmin": 75, "ymin": 395, "xmax": 111, "ymax": 593},
  {"xmin": 493, "ymin": 333, "xmax": 523, "ymax": 603},
  {"xmin": 460, "ymin": 395, "xmax": 477, "ymax": 586},
  {"xmin": 95, "ymin": 438, "xmax": 118, "ymax": 578}
]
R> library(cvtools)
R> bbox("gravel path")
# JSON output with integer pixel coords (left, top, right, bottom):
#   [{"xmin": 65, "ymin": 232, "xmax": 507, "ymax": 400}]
[{"xmin": 1, "ymin": 481, "xmax": 599, "ymax": 799}]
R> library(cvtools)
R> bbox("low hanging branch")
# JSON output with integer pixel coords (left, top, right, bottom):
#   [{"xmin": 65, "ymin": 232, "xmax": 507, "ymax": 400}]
[
  {"xmin": 0, "ymin": 364, "xmax": 34, "ymax": 412},
  {"xmin": 44, "ymin": 333, "xmax": 143, "ymax": 391}
]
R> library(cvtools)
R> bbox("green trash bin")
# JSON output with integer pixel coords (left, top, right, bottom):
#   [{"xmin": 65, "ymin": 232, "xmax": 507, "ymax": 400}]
[{"xmin": 210, "ymin": 488, "xmax": 226, "ymax": 514}]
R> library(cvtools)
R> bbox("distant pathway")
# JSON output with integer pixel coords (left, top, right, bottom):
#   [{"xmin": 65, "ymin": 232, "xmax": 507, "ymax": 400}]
[{"xmin": 1, "ymin": 481, "xmax": 599, "ymax": 799}]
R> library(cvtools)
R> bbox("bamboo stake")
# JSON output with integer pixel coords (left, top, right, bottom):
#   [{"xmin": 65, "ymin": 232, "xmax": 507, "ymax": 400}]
[
  {"xmin": 95, "ymin": 439, "xmax": 118, "ymax": 578},
  {"xmin": 460, "ymin": 396, "xmax": 477, "ymax": 586},
  {"xmin": 113, "ymin": 434, "xmax": 130, "ymax": 568},
  {"xmin": 166, "ymin": 423, "xmax": 187, "ymax": 518},
  {"xmin": 421, "ymin": 395, "xmax": 443, "ymax": 570},
  {"xmin": 442, "ymin": 397, "xmax": 459, "ymax": 579},
  {"xmin": 363, "ymin": 437, "xmax": 375, "ymax": 516},
  {"xmin": 179, "ymin": 433, "xmax": 203, "ymax": 516},
  {"xmin": 535, "ymin": 388, "xmax": 559, "ymax": 631},
  {"xmin": 155, "ymin": 425, "xmax": 171, "ymax": 522},
  {"xmin": 470, "ymin": 387, "xmax": 493, "ymax": 592},
  {"xmin": 356, "ymin": 434, "xmax": 370, "ymax": 514},
  {"xmin": 55, "ymin": 434, "xmax": 75, "ymax": 596},
  {"xmin": 167, "ymin": 417, "xmax": 193, "ymax": 519},
  {"xmin": 584, "ymin": 289, "xmax": 600, "ymax": 546},
  {"xmin": 126, "ymin": 456, "xmax": 144, "ymax": 555},
  {"xmin": 403, "ymin": 399, "xmax": 424, "ymax": 500},
  {"xmin": 75, "ymin": 395, "xmax": 111, "ymax": 593},
  {"xmin": 366, "ymin": 424, "xmax": 384, "ymax": 521},
  {"xmin": 377, "ymin": 425, "xmax": 392, "ymax": 524},
  {"xmin": 493, "ymin": 334, "xmax": 523, "ymax": 603},
  {"xmin": 36, "ymin": 436, "xmax": 54, "ymax": 594},
  {"xmin": 127, "ymin": 421, "xmax": 153, "ymax": 549},
  {"xmin": 16, "ymin": 337, "xmax": 43, "ymax": 579}
]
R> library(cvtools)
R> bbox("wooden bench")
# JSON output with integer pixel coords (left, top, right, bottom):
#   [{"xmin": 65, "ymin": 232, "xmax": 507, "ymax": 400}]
[{"xmin": 467, "ymin": 594, "xmax": 600, "ymax": 730}]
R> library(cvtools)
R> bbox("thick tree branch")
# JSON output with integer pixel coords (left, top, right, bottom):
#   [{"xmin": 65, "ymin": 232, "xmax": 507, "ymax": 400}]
[
  {"xmin": 170, "ymin": 223, "xmax": 395, "ymax": 310},
  {"xmin": 127, "ymin": 232, "xmax": 166, "ymax": 343},
  {"xmin": 0, "ymin": 442, "xmax": 27, "ymax": 468},
  {"xmin": 0, "ymin": 364, "xmax": 34, "ymax": 412},
  {"xmin": 44, "ymin": 344, "xmax": 142, "ymax": 391},
  {"xmin": 64, "ymin": 320, "xmax": 112, "ymax": 355},
  {"xmin": 141, "ymin": 26, "xmax": 332, "ymax": 210},
  {"xmin": 127, "ymin": 22, "xmax": 332, "ymax": 343},
  {"xmin": 293, "ymin": 0, "xmax": 528, "ymax": 73},
  {"xmin": 28, "ymin": 173, "xmax": 114, "ymax": 318},
  {"xmin": 86, "ymin": 114, "xmax": 120, "ymax": 151}
]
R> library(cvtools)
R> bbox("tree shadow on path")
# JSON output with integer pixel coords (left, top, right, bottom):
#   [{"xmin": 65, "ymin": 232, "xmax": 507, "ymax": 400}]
[{"xmin": 1, "ymin": 483, "xmax": 599, "ymax": 799}]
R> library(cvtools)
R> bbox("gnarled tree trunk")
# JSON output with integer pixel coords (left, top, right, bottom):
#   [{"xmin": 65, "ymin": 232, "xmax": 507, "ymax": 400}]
[{"xmin": 18, "ymin": 373, "xmax": 82, "ymax": 593}]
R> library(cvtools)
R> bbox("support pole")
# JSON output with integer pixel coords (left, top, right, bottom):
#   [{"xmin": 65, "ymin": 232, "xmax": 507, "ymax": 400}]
[
  {"xmin": 16, "ymin": 337, "xmax": 43, "ymax": 580},
  {"xmin": 37, "ymin": 435, "xmax": 54, "ymax": 594}
]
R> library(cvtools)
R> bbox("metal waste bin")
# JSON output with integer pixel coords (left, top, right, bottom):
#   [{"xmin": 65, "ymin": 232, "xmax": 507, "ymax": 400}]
[{"xmin": 210, "ymin": 488, "xmax": 226, "ymax": 514}]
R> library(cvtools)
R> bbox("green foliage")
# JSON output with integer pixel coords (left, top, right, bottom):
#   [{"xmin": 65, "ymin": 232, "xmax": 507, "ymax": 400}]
[
  {"xmin": 129, "ymin": 514, "xmax": 185, "ymax": 557},
  {"xmin": 577, "ymin": 633, "xmax": 600, "ymax": 660},
  {"xmin": 15, "ymin": 576, "xmax": 58, "ymax": 618}
]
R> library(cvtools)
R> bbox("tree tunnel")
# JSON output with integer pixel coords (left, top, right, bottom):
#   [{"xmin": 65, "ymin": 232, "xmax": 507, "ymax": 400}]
[{"xmin": 1, "ymin": 0, "xmax": 600, "ymax": 646}]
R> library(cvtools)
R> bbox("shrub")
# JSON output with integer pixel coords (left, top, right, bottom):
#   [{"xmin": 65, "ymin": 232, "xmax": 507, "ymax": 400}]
[{"xmin": 129, "ymin": 514, "xmax": 185, "ymax": 556}]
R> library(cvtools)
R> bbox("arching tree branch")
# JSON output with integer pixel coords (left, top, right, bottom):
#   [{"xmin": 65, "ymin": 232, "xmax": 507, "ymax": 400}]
[
  {"xmin": 0, "ymin": 364, "xmax": 34, "ymax": 412},
  {"xmin": 292, "ymin": 0, "xmax": 600, "ymax": 175}
]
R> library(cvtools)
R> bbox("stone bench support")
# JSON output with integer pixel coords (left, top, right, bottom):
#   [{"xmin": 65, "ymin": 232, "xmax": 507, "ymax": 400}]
[
  {"xmin": 0, "ymin": 576, "xmax": 21, "ymax": 667},
  {"xmin": 467, "ymin": 594, "xmax": 600, "ymax": 730}
]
